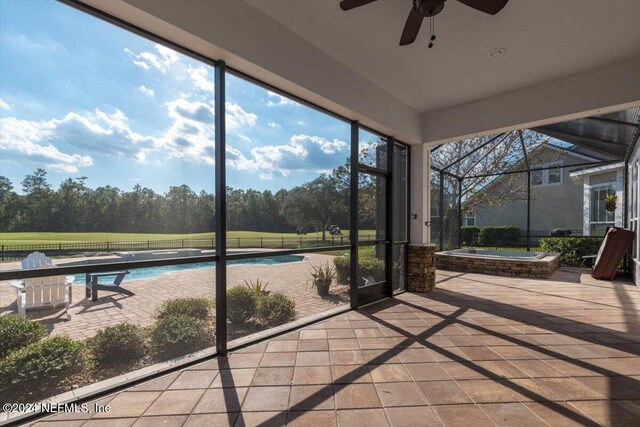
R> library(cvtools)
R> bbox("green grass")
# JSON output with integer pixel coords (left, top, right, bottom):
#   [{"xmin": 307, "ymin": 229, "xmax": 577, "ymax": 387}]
[{"xmin": 0, "ymin": 231, "xmax": 377, "ymax": 246}]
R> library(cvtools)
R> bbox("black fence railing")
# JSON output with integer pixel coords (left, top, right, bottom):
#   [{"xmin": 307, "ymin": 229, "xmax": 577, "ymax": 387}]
[
  {"xmin": 0, "ymin": 235, "xmax": 371, "ymax": 262},
  {"xmin": 450, "ymin": 230, "xmax": 604, "ymax": 251}
]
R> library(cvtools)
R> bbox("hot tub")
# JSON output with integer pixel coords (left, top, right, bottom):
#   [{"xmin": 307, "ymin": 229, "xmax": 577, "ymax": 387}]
[{"xmin": 435, "ymin": 248, "xmax": 560, "ymax": 279}]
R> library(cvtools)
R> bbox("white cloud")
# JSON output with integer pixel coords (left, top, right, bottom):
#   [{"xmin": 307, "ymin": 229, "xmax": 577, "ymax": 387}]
[
  {"xmin": 161, "ymin": 98, "xmax": 216, "ymax": 164},
  {"xmin": 125, "ymin": 43, "xmax": 179, "ymax": 73},
  {"xmin": 188, "ymin": 66, "xmax": 214, "ymax": 92},
  {"xmin": 267, "ymin": 91, "xmax": 298, "ymax": 107},
  {"xmin": 267, "ymin": 121, "xmax": 280, "ymax": 129},
  {"xmin": 0, "ymin": 99, "xmax": 11, "ymax": 110},
  {"xmin": 225, "ymin": 102, "xmax": 257, "ymax": 129},
  {"xmin": 238, "ymin": 135, "xmax": 252, "ymax": 144},
  {"xmin": 225, "ymin": 134, "xmax": 348, "ymax": 177},
  {"xmin": 0, "ymin": 117, "xmax": 93, "ymax": 173},
  {"xmin": 139, "ymin": 85, "xmax": 155, "ymax": 97}
]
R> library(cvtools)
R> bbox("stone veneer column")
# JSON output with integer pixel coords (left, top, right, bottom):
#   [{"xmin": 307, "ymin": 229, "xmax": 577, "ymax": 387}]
[{"xmin": 407, "ymin": 244, "xmax": 436, "ymax": 293}]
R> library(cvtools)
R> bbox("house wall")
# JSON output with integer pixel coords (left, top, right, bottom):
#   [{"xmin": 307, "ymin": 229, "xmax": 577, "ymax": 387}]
[{"xmin": 474, "ymin": 149, "xmax": 585, "ymax": 233}]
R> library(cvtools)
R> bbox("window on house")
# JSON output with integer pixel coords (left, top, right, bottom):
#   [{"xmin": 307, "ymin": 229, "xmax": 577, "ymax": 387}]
[
  {"xmin": 531, "ymin": 162, "xmax": 563, "ymax": 187},
  {"xmin": 590, "ymin": 186, "xmax": 615, "ymax": 236},
  {"xmin": 463, "ymin": 211, "xmax": 476, "ymax": 226}
]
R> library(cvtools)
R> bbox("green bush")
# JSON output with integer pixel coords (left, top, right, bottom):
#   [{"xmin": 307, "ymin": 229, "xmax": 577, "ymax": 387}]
[
  {"xmin": 540, "ymin": 237, "xmax": 603, "ymax": 266},
  {"xmin": 478, "ymin": 226, "xmax": 520, "ymax": 246},
  {"xmin": 461, "ymin": 226, "xmax": 481, "ymax": 245},
  {"xmin": 0, "ymin": 337, "xmax": 85, "ymax": 387},
  {"xmin": 157, "ymin": 297, "xmax": 213, "ymax": 321},
  {"xmin": 359, "ymin": 255, "xmax": 385, "ymax": 282},
  {"xmin": 227, "ymin": 286, "xmax": 257, "ymax": 324},
  {"xmin": 258, "ymin": 292, "xmax": 296, "ymax": 326},
  {"xmin": 90, "ymin": 323, "xmax": 146, "ymax": 366},
  {"xmin": 151, "ymin": 315, "xmax": 211, "ymax": 358},
  {"xmin": 0, "ymin": 315, "xmax": 46, "ymax": 359},
  {"xmin": 333, "ymin": 252, "xmax": 385, "ymax": 285},
  {"xmin": 334, "ymin": 255, "xmax": 350, "ymax": 285}
]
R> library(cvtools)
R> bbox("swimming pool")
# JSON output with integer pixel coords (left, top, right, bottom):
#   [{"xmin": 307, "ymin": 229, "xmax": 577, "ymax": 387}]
[{"xmin": 68, "ymin": 255, "xmax": 305, "ymax": 282}]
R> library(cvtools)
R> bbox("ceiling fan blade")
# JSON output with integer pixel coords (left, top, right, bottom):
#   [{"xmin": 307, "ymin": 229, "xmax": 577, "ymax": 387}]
[
  {"xmin": 339, "ymin": 0, "xmax": 378, "ymax": 11},
  {"xmin": 457, "ymin": 0, "xmax": 509, "ymax": 15},
  {"xmin": 399, "ymin": 7, "xmax": 423, "ymax": 46}
]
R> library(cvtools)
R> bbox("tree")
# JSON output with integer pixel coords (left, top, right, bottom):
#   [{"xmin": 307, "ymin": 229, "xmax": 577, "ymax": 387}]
[
  {"xmin": 0, "ymin": 176, "xmax": 18, "ymax": 230},
  {"xmin": 282, "ymin": 174, "xmax": 347, "ymax": 240},
  {"xmin": 20, "ymin": 169, "xmax": 53, "ymax": 231},
  {"xmin": 431, "ymin": 130, "xmax": 558, "ymax": 245}
]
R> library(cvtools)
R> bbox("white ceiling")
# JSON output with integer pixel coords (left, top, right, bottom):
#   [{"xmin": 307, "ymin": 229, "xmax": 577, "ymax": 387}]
[{"xmin": 247, "ymin": 0, "xmax": 640, "ymax": 114}]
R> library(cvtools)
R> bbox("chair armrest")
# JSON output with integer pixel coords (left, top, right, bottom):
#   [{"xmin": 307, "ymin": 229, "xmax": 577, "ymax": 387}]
[
  {"xmin": 582, "ymin": 255, "xmax": 597, "ymax": 259},
  {"xmin": 10, "ymin": 280, "xmax": 25, "ymax": 289},
  {"xmin": 65, "ymin": 276, "xmax": 76, "ymax": 285}
]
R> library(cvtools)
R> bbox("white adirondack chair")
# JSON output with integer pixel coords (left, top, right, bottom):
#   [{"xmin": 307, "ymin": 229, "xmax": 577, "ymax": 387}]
[
  {"xmin": 10, "ymin": 252, "xmax": 75, "ymax": 320},
  {"xmin": 21, "ymin": 251, "xmax": 53, "ymax": 269}
]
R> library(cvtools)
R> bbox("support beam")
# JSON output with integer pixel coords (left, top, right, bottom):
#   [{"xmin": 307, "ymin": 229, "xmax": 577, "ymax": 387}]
[
  {"xmin": 409, "ymin": 144, "xmax": 431, "ymax": 245},
  {"xmin": 214, "ymin": 61, "xmax": 227, "ymax": 355}
]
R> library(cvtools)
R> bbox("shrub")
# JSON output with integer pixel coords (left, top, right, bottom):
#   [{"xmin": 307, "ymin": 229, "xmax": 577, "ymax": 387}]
[
  {"xmin": 334, "ymin": 255, "xmax": 350, "ymax": 285},
  {"xmin": 157, "ymin": 297, "xmax": 213, "ymax": 321},
  {"xmin": 478, "ymin": 226, "xmax": 520, "ymax": 246},
  {"xmin": 461, "ymin": 226, "xmax": 481, "ymax": 245},
  {"xmin": 151, "ymin": 315, "xmax": 211, "ymax": 358},
  {"xmin": 0, "ymin": 337, "xmax": 85, "ymax": 387},
  {"xmin": 0, "ymin": 315, "xmax": 46, "ymax": 359},
  {"xmin": 257, "ymin": 292, "xmax": 296, "ymax": 326},
  {"xmin": 359, "ymin": 255, "xmax": 385, "ymax": 283},
  {"xmin": 244, "ymin": 278, "xmax": 270, "ymax": 297},
  {"xmin": 333, "ymin": 253, "xmax": 385, "ymax": 285},
  {"xmin": 227, "ymin": 286, "xmax": 257, "ymax": 324},
  {"xmin": 90, "ymin": 323, "xmax": 146, "ymax": 366},
  {"xmin": 540, "ymin": 237, "xmax": 603, "ymax": 266}
]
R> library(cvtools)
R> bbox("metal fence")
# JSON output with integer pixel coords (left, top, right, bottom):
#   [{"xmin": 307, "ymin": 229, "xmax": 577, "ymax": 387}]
[
  {"xmin": 0, "ymin": 235, "xmax": 372, "ymax": 261},
  {"xmin": 458, "ymin": 230, "xmax": 603, "ymax": 251}
]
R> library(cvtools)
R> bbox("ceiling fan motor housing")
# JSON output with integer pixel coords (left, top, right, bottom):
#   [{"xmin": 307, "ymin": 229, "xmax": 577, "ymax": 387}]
[{"xmin": 415, "ymin": 0, "xmax": 445, "ymax": 17}]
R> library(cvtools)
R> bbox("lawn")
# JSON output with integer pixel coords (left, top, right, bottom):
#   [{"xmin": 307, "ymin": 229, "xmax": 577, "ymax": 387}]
[{"xmin": 0, "ymin": 230, "xmax": 377, "ymax": 246}]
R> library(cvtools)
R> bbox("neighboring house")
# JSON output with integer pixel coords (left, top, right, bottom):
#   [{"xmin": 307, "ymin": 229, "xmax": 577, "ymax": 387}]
[
  {"xmin": 470, "ymin": 144, "xmax": 623, "ymax": 236},
  {"xmin": 569, "ymin": 162, "xmax": 624, "ymax": 236}
]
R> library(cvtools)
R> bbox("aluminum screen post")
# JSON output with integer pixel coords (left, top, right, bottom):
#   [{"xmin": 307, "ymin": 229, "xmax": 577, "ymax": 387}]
[
  {"xmin": 439, "ymin": 170, "xmax": 444, "ymax": 251},
  {"xmin": 527, "ymin": 170, "xmax": 531, "ymax": 252},
  {"xmin": 457, "ymin": 177, "xmax": 463, "ymax": 249},
  {"xmin": 350, "ymin": 121, "xmax": 359, "ymax": 310},
  {"xmin": 215, "ymin": 60, "xmax": 227, "ymax": 355}
]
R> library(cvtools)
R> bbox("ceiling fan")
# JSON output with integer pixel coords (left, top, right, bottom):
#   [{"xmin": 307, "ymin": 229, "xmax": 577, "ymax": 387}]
[{"xmin": 339, "ymin": 0, "xmax": 509, "ymax": 47}]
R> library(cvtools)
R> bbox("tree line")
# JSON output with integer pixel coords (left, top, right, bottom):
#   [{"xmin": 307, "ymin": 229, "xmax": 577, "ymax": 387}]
[{"xmin": 0, "ymin": 166, "xmax": 377, "ymax": 237}]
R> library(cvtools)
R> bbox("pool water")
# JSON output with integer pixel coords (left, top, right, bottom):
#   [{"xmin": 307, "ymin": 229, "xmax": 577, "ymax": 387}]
[{"xmin": 74, "ymin": 255, "xmax": 304, "ymax": 282}]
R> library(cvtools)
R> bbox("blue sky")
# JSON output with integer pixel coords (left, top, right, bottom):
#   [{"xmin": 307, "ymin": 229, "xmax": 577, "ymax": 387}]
[{"xmin": 0, "ymin": 0, "xmax": 371, "ymax": 194}]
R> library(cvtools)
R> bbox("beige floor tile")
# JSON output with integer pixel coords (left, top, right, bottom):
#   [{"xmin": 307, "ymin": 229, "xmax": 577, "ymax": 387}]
[
  {"xmin": 192, "ymin": 387, "xmax": 248, "ymax": 413},
  {"xmin": 251, "ymin": 366, "xmax": 294, "ymax": 386},
  {"xmin": 144, "ymin": 389, "xmax": 204, "ymax": 415},
  {"xmin": 374, "ymin": 382, "xmax": 428, "ymax": 407},
  {"xmin": 334, "ymin": 383, "xmax": 382, "ymax": 409},
  {"xmin": 293, "ymin": 366, "xmax": 332, "ymax": 385},
  {"xmin": 242, "ymin": 386, "xmax": 291, "ymax": 411},
  {"xmin": 287, "ymin": 410, "xmax": 337, "ymax": 427},
  {"xmin": 385, "ymin": 406, "xmax": 443, "ymax": 427},
  {"xmin": 337, "ymin": 409, "xmax": 389, "ymax": 427},
  {"xmin": 289, "ymin": 385, "xmax": 335, "ymax": 410},
  {"xmin": 433, "ymin": 404, "xmax": 494, "ymax": 427},
  {"xmin": 368, "ymin": 364, "xmax": 412, "ymax": 383}
]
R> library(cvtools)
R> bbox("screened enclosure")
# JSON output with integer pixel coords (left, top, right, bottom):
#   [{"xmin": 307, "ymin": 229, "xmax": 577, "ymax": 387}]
[{"xmin": 430, "ymin": 107, "xmax": 640, "ymax": 251}]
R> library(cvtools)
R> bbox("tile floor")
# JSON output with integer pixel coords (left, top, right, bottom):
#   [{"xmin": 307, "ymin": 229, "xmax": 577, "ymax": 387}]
[{"xmin": 29, "ymin": 268, "xmax": 640, "ymax": 426}]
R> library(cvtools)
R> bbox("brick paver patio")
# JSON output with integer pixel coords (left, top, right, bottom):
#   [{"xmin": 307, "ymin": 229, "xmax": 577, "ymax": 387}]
[
  {"xmin": 0, "ymin": 253, "xmax": 348, "ymax": 341},
  {"xmin": 25, "ymin": 268, "xmax": 640, "ymax": 426}
]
